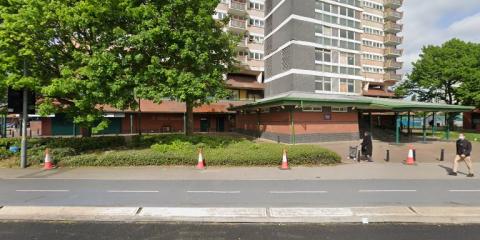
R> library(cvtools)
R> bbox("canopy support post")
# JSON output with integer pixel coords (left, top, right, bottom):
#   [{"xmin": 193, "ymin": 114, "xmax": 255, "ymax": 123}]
[
  {"xmin": 369, "ymin": 111, "xmax": 373, "ymax": 138},
  {"xmin": 395, "ymin": 112, "xmax": 400, "ymax": 144},
  {"xmin": 290, "ymin": 109, "xmax": 296, "ymax": 145},
  {"xmin": 445, "ymin": 112, "xmax": 450, "ymax": 140},
  {"xmin": 432, "ymin": 112, "xmax": 436, "ymax": 137},
  {"xmin": 422, "ymin": 113, "xmax": 427, "ymax": 143},
  {"xmin": 407, "ymin": 111, "xmax": 411, "ymax": 139}
]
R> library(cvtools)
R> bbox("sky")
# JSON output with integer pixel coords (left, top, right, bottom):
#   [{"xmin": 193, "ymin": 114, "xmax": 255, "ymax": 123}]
[{"xmin": 401, "ymin": 0, "xmax": 480, "ymax": 74}]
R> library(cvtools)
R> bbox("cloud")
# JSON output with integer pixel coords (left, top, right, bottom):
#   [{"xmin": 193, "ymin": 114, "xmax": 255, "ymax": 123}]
[{"xmin": 400, "ymin": 0, "xmax": 480, "ymax": 74}]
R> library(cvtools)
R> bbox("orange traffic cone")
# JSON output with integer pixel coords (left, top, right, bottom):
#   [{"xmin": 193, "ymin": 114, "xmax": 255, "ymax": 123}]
[
  {"xmin": 196, "ymin": 148, "xmax": 206, "ymax": 170},
  {"xmin": 405, "ymin": 146, "xmax": 415, "ymax": 165},
  {"xmin": 44, "ymin": 148, "xmax": 54, "ymax": 170},
  {"xmin": 279, "ymin": 148, "xmax": 290, "ymax": 170}
]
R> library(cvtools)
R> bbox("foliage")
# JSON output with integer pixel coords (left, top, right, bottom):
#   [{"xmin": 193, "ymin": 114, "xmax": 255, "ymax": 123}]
[
  {"xmin": 62, "ymin": 142, "xmax": 340, "ymax": 167},
  {"xmin": 395, "ymin": 39, "xmax": 480, "ymax": 106},
  {"xmin": 0, "ymin": 134, "xmax": 341, "ymax": 167},
  {"xmin": 0, "ymin": 0, "xmax": 236, "ymax": 136}
]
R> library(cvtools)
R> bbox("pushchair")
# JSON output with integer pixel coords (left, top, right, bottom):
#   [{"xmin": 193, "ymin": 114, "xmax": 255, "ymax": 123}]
[{"xmin": 348, "ymin": 145, "xmax": 359, "ymax": 161}]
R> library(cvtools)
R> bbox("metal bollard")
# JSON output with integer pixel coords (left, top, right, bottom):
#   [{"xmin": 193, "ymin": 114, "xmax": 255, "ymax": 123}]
[
  {"xmin": 277, "ymin": 136, "xmax": 280, "ymax": 144},
  {"xmin": 440, "ymin": 149, "xmax": 445, "ymax": 161},
  {"xmin": 413, "ymin": 149, "xmax": 417, "ymax": 162},
  {"xmin": 385, "ymin": 149, "xmax": 390, "ymax": 162},
  {"xmin": 357, "ymin": 150, "xmax": 361, "ymax": 162}
]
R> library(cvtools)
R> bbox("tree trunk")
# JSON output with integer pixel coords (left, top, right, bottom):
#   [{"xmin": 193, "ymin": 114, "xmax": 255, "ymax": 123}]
[
  {"xmin": 185, "ymin": 101, "xmax": 194, "ymax": 136},
  {"xmin": 81, "ymin": 127, "xmax": 92, "ymax": 138}
]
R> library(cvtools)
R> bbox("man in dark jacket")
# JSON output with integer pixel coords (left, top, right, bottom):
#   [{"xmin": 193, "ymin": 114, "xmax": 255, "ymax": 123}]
[
  {"xmin": 450, "ymin": 133, "xmax": 474, "ymax": 177},
  {"xmin": 361, "ymin": 132, "xmax": 373, "ymax": 162}
]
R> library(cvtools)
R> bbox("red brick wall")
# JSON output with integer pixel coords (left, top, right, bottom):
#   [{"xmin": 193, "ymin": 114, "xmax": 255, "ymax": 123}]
[
  {"xmin": 236, "ymin": 113, "xmax": 258, "ymax": 132},
  {"xmin": 41, "ymin": 118, "xmax": 52, "ymax": 136},
  {"xmin": 236, "ymin": 110, "xmax": 359, "ymax": 135},
  {"xmin": 293, "ymin": 112, "xmax": 359, "ymax": 134},
  {"xmin": 121, "ymin": 113, "xmax": 233, "ymax": 133},
  {"xmin": 464, "ymin": 112, "xmax": 473, "ymax": 130}
]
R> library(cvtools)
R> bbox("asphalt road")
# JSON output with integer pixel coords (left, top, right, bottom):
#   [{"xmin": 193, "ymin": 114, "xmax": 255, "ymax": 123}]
[
  {"xmin": 1, "ymin": 179, "xmax": 480, "ymax": 207},
  {"xmin": 1, "ymin": 221, "xmax": 480, "ymax": 240}
]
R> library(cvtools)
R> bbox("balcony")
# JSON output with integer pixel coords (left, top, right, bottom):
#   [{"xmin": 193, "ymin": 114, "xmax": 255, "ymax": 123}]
[
  {"xmin": 236, "ymin": 55, "xmax": 248, "ymax": 66},
  {"xmin": 385, "ymin": 60, "xmax": 403, "ymax": 70},
  {"xmin": 384, "ymin": 22, "xmax": 403, "ymax": 34},
  {"xmin": 385, "ymin": 9, "xmax": 403, "ymax": 21},
  {"xmin": 229, "ymin": 19, "xmax": 247, "ymax": 33},
  {"xmin": 384, "ymin": 0, "xmax": 403, "ymax": 9},
  {"xmin": 384, "ymin": 72, "xmax": 403, "ymax": 82},
  {"xmin": 384, "ymin": 48, "xmax": 403, "ymax": 58},
  {"xmin": 237, "ymin": 37, "xmax": 248, "ymax": 50},
  {"xmin": 228, "ymin": 0, "xmax": 247, "ymax": 16},
  {"xmin": 384, "ymin": 34, "xmax": 403, "ymax": 45}
]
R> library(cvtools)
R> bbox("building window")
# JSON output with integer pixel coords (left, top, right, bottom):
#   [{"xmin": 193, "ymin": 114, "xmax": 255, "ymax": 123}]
[
  {"xmin": 248, "ymin": 51, "xmax": 264, "ymax": 60},
  {"xmin": 315, "ymin": 48, "xmax": 332, "ymax": 62},
  {"xmin": 315, "ymin": 76, "xmax": 332, "ymax": 92},
  {"xmin": 332, "ymin": 107, "xmax": 348, "ymax": 112},
  {"xmin": 248, "ymin": 35, "xmax": 264, "ymax": 44},
  {"xmin": 303, "ymin": 107, "xmax": 323, "ymax": 112},
  {"xmin": 249, "ymin": 18, "xmax": 264, "ymax": 28},
  {"xmin": 339, "ymin": 79, "xmax": 355, "ymax": 93},
  {"xmin": 249, "ymin": 2, "xmax": 264, "ymax": 11},
  {"xmin": 214, "ymin": 12, "xmax": 228, "ymax": 20}
]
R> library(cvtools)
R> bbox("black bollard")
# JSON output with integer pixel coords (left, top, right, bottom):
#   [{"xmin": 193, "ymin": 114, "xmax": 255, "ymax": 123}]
[
  {"xmin": 357, "ymin": 150, "xmax": 361, "ymax": 162},
  {"xmin": 385, "ymin": 149, "xmax": 390, "ymax": 162},
  {"xmin": 440, "ymin": 149, "xmax": 445, "ymax": 161},
  {"xmin": 413, "ymin": 149, "xmax": 416, "ymax": 162}
]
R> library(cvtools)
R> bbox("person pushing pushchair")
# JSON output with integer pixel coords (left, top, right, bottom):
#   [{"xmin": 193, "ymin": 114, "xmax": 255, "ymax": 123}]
[
  {"xmin": 360, "ymin": 131, "xmax": 373, "ymax": 162},
  {"xmin": 349, "ymin": 131, "xmax": 373, "ymax": 162}
]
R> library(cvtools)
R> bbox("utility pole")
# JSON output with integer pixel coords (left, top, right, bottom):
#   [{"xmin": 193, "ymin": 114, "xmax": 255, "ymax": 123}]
[{"xmin": 20, "ymin": 60, "xmax": 28, "ymax": 168}]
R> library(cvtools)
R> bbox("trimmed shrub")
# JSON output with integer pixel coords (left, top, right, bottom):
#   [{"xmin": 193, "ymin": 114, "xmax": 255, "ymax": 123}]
[{"xmin": 62, "ymin": 141, "xmax": 340, "ymax": 167}]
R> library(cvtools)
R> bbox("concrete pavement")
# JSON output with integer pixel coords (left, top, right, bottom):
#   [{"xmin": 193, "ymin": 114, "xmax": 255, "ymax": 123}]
[{"xmin": 0, "ymin": 162, "xmax": 473, "ymax": 180}]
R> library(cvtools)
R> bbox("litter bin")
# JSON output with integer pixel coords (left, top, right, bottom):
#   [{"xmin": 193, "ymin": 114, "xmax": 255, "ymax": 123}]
[{"xmin": 8, "ymin": 146, "xmax": 19, "ymax": 153}]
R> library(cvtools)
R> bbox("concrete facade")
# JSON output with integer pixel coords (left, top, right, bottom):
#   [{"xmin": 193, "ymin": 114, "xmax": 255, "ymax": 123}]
[{"xmin": 263, "ymin": 0, "xmax": 403, "ymax": 98}]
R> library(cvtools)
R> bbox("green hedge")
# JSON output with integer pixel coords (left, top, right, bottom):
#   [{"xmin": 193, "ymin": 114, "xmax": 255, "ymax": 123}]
[
  {"xmin": 1, "ymin": 134, "xmax": 341, "ymax": 167},
  {"xmin": 61, "ymin": 141, "xmax": 340, "ymax": 167}
]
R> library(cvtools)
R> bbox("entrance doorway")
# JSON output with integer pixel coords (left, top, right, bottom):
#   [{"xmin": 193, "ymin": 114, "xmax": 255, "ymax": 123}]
[
  {"xmin": 216, "ymin": 116, "xmax": 225, "ymax": 132},
  {"xmin": 200, "ymin": 118, "xmax": 209, "ymax": 132}
]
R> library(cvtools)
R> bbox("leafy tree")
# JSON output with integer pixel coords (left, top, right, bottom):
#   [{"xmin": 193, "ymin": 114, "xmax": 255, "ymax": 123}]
[
  {"xmin": 0, "ymin": 0, "xmax": 138, "ymax": 136},
  {"xmin": 395, "ymin": 39, "xmax": 480, "ymax": 106},
  {"xmin": 128, "ymin": 0, "xmax": 237, "ymax": 135},
  {"xmin": 0, "ymin": 0, "xmax": 236, "ymax": 136}
]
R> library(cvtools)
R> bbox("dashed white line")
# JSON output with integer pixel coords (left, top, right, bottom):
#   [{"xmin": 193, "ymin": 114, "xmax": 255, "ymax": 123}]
[
  {"xmin": 359, "ymin": 190, "xmax": 417, "ymax": 193},
  {"xmin": 107, "ymin": 190, "xmax": 159, "ymax": 193},
  {"xmin": 269, "ymin": 191, "xmax": 328, "ymax": 194},
  {"xmin": 187, "ymin": 191, "xmax": 240, "ymax": 194},
  {"xmin": 449, "ymin": 190, "xmax": 480, "ymax": 192},
  {"xmin": 16, "ymin": 190, "xmax": 70, "ymax": 192}
]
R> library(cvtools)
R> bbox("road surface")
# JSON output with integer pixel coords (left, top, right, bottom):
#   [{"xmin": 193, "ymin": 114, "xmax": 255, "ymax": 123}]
[{"xmin": 1, "ymin": 179, "xmax": 480, "ymax": 207}]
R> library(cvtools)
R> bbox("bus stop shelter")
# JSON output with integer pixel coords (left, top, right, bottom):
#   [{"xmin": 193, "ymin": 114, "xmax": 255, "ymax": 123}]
[{"xmin": 232, "ymin": 92, "xmax": 475, "ymax": 144}]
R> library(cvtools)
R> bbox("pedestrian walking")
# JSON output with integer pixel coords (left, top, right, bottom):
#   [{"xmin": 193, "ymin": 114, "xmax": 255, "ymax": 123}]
[
  {"xmin": 449, "ymin": 133, "xmax": 474, "ymax": 177},
  {"xmin": 361, "ymin": 131, "xmax": 373, "ymax": 162}
]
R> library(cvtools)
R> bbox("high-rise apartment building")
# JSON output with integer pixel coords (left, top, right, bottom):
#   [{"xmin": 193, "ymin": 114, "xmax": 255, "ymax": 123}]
[
  {"xmin": 361, "ymin": 0, "xmax": 403, "ymax": 97},
  {"xmin": 215, "ymin": 0, "xmax": 266, "ymax": 101},
  {"xmin": 263, "ymin": 0, "xmax": 403, "ymax": 98}
]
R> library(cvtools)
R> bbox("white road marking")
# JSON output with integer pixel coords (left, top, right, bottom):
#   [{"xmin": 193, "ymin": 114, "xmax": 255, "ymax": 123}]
[
  {"xmin": 359, "ymin": 190, "xmax": 417, "ymax": 193},
  {"xmin": 269, "ymin": 191, "xmax": 328, "ymax": 194},
  {"xmin": 107, "ymin": 190, "xmax": 159, "ymax": 193},
  {"xmin": 187, "ymin": 191, "xmax": 240, "ymax": 194},
  {"xmin": 449, "ymin": 190, "xmax": 480, "ymax": 192},
  {"xmin": 15, "ymin": 190, "xmax": 70, "ymax": 192}
]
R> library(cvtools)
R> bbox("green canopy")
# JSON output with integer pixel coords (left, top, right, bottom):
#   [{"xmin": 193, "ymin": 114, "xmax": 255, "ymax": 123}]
[{"xmin": 231, "ymin": 91, "xmax": 475, "ymax": 112}]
